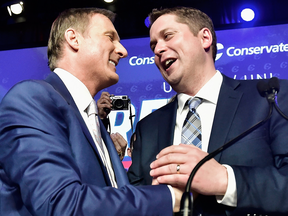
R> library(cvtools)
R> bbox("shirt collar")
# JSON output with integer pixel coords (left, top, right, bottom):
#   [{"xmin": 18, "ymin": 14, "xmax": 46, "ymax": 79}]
[
  {"xmin": 53, "ymin": 68, "xmax": 93, "ymax": 113},
  {"xmin": 177, "ymin": 70, "xmax": 223, "ymax": 112}
]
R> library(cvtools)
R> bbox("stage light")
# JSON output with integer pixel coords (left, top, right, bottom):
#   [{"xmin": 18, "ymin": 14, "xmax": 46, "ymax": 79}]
[
  {"xmin": 104, "ymin": 0, "xmax": 114, "ymax": 3},
  {"xmin": 7, "ymin": 1, "xmax": 23, "ymax": 16},
  {"xmin": 144, "ymin": 16, "xmax": 150, "ymax": 28},
  {"xmin": 241, "ymin": 8, "xmax": 255, "ymax": 22}
]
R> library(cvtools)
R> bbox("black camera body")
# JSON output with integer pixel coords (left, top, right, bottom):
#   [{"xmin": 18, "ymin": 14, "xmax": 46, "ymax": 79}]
[{"xmin": 110, "ymin": 95, "xmax": 130, "ymax": 110}]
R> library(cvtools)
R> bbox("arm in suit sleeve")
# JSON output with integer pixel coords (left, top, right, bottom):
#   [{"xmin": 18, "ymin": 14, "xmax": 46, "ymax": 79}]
[
  {"xmin": 127, "ymin": 126, "xmax": 145, "ymax": 185},
  {"xmin": 127, "ymin": 120, "xmax": 160, "ymax": 186},
  {"xmin": 225, "ymin": 79, "xmax": 288, "ymax": 215},
  {"xmin": 0, "ymin": 80, "xmax": 172, "ymax": 216},
  {"xmin": 128, "ymin": 100, "xmax": 177, "ymax": 186}
]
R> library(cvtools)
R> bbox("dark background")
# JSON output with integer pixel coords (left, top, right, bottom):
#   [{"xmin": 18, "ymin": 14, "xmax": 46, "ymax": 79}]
[{"xmin": 1, "ymin": 0, "xmax": 288, "ymax": 51}]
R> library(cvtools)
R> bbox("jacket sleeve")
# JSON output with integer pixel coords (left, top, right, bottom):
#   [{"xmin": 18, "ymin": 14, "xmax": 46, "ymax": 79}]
[
  {"xmin": 225, "ymin": 79, "xmax": 288, "ymax": 215},
  {"xmin": 0, "ymin": 80, "xmax": 173, "ymax": 216}
]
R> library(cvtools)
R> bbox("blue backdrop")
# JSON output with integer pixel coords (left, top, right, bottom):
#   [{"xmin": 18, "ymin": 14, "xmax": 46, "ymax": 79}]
[{"xmin": 1, "ymin": 23, "xmax": 288, "ymax": 168}]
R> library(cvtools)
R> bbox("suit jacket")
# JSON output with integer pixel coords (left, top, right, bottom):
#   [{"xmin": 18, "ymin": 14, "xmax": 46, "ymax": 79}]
[
  {"xmin": 127, "ymin": 74, "xmax": 288, "ymax": 216},
  {"xmin": 0, "ymin": 72, "xmax": 172, "ymax": 216}
]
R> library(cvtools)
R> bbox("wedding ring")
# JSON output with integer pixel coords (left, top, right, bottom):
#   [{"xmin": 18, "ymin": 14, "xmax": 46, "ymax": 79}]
[{"xmin": 176, "ymin": 164, "xmax": 180, "ymax": 174}]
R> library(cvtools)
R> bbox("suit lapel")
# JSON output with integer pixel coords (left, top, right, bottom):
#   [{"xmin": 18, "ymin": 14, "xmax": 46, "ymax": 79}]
[
  {"xmin": 208, "ymin": 75, "xmax": 242, "ymax": 162},
  {"xmin": 157, "ymin": 98, "xmax": 178, "ymax": 151},
  {"xmin": 44, "ymin": 72, "xmax": 112, "ymax": 185},
  {"xmin": 99, "ymin": 118, "xmax": 129, "ymax": 188}
]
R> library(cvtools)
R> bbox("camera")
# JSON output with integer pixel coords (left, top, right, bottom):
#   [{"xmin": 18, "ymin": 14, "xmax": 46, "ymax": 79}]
[{"xmin": 110, "ymin": 95, "xmax": 130, "ymax": 110}]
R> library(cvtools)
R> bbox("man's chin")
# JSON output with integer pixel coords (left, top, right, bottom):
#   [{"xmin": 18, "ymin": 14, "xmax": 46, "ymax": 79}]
[{"xmin": 106, "ymin": 76, "xmax": 119, "ymax": 87}]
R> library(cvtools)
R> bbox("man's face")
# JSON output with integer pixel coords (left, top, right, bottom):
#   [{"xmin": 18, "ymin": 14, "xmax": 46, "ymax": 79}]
[
  {"xmin": 77, "ymin": 14, "xmax": 128, "ymax": 91},
  {"xmin": 149, "ymin": 14, "xmax": 206, "ymax": 93}
]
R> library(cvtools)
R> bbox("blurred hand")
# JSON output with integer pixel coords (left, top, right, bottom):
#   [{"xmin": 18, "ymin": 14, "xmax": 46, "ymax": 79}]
[
  {"xmin": 110, "ymin": 133, "xmax": 127, "ymax": 161},
  {"xmin": 172, "ymin": 186, "xmax": 183, "ymax": 212},
  {"xmin": 150, "ymin": 144, "xmax": 228, "ymax": 196},
  {"xmin": 127, "ymin": 147, "xmax": 132, "ymax": 157},
  {"xmin": 97, "ymin": 92, "xmax": 112, "ymax": 120}
]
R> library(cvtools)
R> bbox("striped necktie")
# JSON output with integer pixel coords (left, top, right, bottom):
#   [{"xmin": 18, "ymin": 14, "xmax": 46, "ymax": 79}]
[{"xmin": 181, "ymin": 97, "xmax": 202, "ymax": 149}]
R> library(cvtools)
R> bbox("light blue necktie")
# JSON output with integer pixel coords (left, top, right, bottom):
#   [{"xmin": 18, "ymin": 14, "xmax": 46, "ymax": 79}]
[{"xmin": 181, "ymin": 97, "xmax": 202, "ymax": 149}]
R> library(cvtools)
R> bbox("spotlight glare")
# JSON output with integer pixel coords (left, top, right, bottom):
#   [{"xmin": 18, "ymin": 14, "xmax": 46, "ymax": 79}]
[
  {"xmin": 241, "ymin": 8, "xmax": 255, "ymax": 22},
  {"xmin": 7, "ymin": 6, "xmax": 12, "ymax": 16},
  {"xmin": 144, "ymin": 16, "xmax": 150, "ymax": 28},
  {"xmin": 104, "ymin": 0, "xmax": 114, "ymax": 3}
]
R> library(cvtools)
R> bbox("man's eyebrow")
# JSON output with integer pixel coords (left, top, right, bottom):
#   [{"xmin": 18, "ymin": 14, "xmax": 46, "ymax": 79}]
[
  {"xmin": 105, "ymin": 30, "xmax": 120, "ymax": 40},
  {"xmin": 149, "ymin": 28, "xmax": 170, "ymax": 49}
]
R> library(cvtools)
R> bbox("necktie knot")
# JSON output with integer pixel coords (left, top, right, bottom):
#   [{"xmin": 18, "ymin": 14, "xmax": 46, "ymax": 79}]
[
  {"xmin": 186, "ymin": 97, "xmax": 202, "ymax": 114},
  {"xmin": 86, "ymin": 100, "xmax": 98, "ymax": 116},
  {"xmin": 86, "ymin": 100, "xmax": 102, "ymax": 151},
  {"xmin": 182, "ymin": 97, "xmax": 202, "ymax": 148},
  {"xmin": 187, "ymin": 97, "xmax": 202, "ymax": 113}
]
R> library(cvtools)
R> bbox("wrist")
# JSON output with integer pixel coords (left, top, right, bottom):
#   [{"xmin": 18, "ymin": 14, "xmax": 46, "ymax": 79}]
[{"xmin": 217, "ymin": 165, "xmax": 228, "ymax": 195}]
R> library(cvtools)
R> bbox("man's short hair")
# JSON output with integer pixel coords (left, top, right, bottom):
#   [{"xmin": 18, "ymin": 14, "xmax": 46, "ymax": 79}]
[
  {"xmin": 47, "ymin": 8, "xmax": 115, "ymax": 71},
  {"xmin": 149, "ymin": 7, "xmax": 217, "ymax": 62}
]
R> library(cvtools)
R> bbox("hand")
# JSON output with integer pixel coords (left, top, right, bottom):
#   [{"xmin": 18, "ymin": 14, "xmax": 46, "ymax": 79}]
[
  {"xmin": 110, "ymin": 133, "xmax": 127, "ymax": 160},
  {"xmin": 150, "ymin": 144, "xmax": 228, "ymax": 196},
  {"xmin": 127, "ymin": 147, "xmax": 132, "ymax": 157},
  {"xmin": 152, "ymin": 177, "xmax": 199, "ymax": 201},
  {"xmin": 127, "ymin": 132, "xmax": 136, "ymax": 158},
  {"xmin": 97, "ymin": 92, "xmax": 112, "ymax": 120},
  {"xmin": 172, "ymin": 186, "xmax": 184, "ymax": 212}
]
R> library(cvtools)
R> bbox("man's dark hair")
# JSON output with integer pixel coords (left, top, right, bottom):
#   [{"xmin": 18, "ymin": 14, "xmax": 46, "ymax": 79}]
[{"xmin": 149, "ymin": 7, "xmax": 217, "ymax": 61}]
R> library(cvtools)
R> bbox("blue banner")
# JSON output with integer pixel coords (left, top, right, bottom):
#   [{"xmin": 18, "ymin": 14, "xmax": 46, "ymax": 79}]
[{"xmin": 1, "ymin": 23, "xmax": 288, "ymax": 168}]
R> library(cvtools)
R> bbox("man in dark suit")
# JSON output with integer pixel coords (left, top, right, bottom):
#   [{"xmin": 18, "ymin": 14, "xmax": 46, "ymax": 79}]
[
  {"xmin": 127, "ymin": 7, "xmax": 288, "ymax": 216},
  {"xmin": 0, "ymin": 8, "xmax": 183, "ymax": 215}
]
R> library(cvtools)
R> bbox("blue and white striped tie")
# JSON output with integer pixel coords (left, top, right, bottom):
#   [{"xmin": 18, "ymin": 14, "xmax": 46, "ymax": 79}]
[{"xmin": 181, "ymin": 97, "xmax": 202, "ymax": 149}]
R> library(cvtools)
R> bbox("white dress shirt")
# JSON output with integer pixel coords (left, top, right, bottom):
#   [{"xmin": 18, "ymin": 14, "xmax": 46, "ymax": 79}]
[
  {"xmin": 173, "ymin": 71, "xmax": 237, "ymax": 207},
  {"xmin": 53, "ymin": 68, "xmax": 117, "ymax": 188}
]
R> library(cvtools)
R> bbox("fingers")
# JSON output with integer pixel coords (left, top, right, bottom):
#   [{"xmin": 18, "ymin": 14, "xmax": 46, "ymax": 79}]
[
  {"xmin": 150, "ymin": 143, "xmax": 228, "ymax": 196},
  {"xmin": 151, "ymin": 145, "xmax": 201, "ymax": 170},
  {"xmin": 156, "ymin": 143, "xmax": 197, "ymax": 159},
  {"xmin": 150, "ymin": 162, "xmax": 191, "ymax": 178},
  {"xmin": 127, "ymin": 147, "xmax": 132, "ymax": 157},
  {"xmin": 151, "ymin": 153, "xmax": 186, "ymax": 169},
  {"xmin": 149, "ymin": 144, "xmax": 212, "ymax": 194},
  {"xmin": 97, "ymin": 92, "xmax": 111, "ymax": 105},
  {"xmin": 157, "ymin": 174, "xmax": 188, "ymax": 189},
  {"xmin": 111, "ymin": 133, "xmax": 127, "ymax": 148},
  {"xmin": 110, "ymin": 133, "xmax": 127, "ymax": 161},
  {"xmin": 97, "ymin": 92, "xmax": 112, "ymax": 118},
  {"xmin": 114, "ymin": 133, "xmax": 127, "ymax": 148},
  {"xmin": 151, "ymin": 178, "xmax": 160, "ymax": 185},
  {"xmin": 150, "ymin": 155, "xmax": 192, "ymax": 190}
]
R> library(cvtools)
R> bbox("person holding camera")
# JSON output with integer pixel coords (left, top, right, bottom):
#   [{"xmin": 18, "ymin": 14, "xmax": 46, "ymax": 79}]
[
  {"xmin": 0, "ymin": 7, "xmax": 183, "ymax": 215},
  {"xmin": 97, "ymin": 91, "xmax": 127, "ymax": 160}
]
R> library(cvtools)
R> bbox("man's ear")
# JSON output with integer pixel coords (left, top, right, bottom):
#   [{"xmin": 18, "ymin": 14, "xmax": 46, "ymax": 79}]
[
  {"xmin": 64, "ymin": 28, "xmax": 79, "ymax": 51},
  {"xmin": 200, "ymin": 28, "xmax": 213, "ymax": 50}
]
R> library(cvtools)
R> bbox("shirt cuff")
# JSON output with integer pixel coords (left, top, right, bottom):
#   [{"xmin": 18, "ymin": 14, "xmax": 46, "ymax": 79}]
[
  {"xmin": 167, "ymin": 185, "xmax": 175, "ymax": 208},
  {"xmin": 215, "ymin": 164, "xmax": 237, "ymax": 207}
]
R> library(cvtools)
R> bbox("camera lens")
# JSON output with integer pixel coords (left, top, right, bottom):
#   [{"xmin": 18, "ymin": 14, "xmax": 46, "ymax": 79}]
[{"xmin": 114, "ymin": 99, "xmax": 124, "ymax": 109}]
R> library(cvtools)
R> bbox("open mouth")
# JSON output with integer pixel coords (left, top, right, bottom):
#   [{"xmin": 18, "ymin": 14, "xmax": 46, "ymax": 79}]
[
  {"xmin": 163, "ymin": 58, "xmax": 176, "ymax": 70},
  {"xmin": 109, "ymin": 60, "xmax": 117, "ymax": 66}
]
